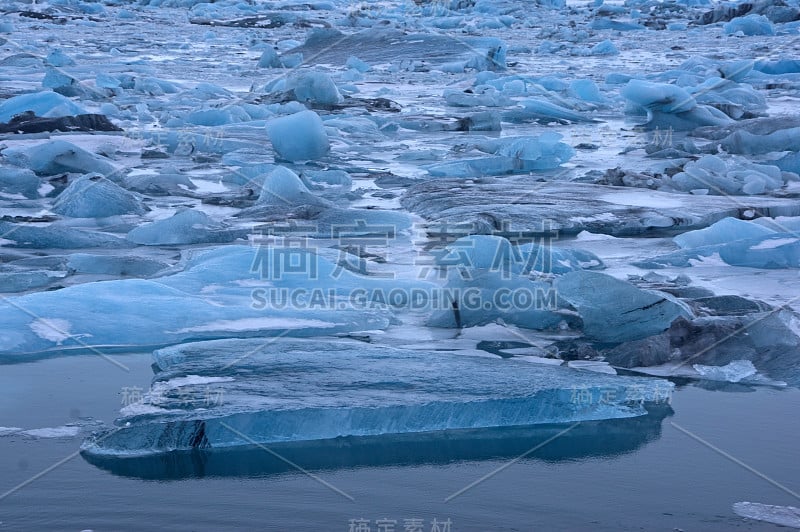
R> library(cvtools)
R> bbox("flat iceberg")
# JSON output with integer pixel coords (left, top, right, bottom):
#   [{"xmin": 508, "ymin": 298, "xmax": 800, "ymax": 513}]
[{"xmin": 81, "ymin": 337, "xmax": 674, "ymax": 457}]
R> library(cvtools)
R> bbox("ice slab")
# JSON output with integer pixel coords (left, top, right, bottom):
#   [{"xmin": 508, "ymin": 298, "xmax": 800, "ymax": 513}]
[
  {"xmin": 402, "ymin": 179, "xmax": 800, "ymax": 237},
  {"xmin": 81, "ymin": 337, "xmax": 674, "ymax": 457},
  {"xmin": 733, "ymin": 502, "xmax": 800, "ymax": 528},
  {"xmin": 286, "ymin": 28, "xmax": 507, "ymax": 71},
  {"xmin": 0, "ymin": 244, "xmax": 441, "ymax": 359}
]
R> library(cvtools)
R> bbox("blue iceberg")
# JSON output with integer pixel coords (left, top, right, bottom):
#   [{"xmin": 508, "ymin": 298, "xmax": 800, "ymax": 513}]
[
  {"xmin": 265, "ymin": 110, "xmax": 330, "ymax": 161},
  {"xmin": 53, "ymin": 174, "xmax": 146, "ymax": 218},
  {"xmin": 555, "ymin": 271, "xmax": 689, "ymax": 343},
  {"xmin": 80, "ymin": 337, "xmax": 675, "ymax": 457}
]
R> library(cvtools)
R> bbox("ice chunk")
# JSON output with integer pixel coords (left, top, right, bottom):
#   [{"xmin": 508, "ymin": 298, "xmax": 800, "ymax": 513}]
[
  {"xmin": 285, "ymin": 71, "xmax": 342, "ymax": 105},
  {"xmin": 257, "ymin": 48, "xmax": 281, "ymax": 68},
  {"xmin": 674, "ymin": 217, "xmax": 775, "ymax": 249},
  {"xmin": 80, "ymin": 337, "xmax": 674, "ymax": 457},
  {"xmin": 693, "ymin": 360, "xmax": 757, "ymax": 382},
  {"xmin": 669, "ymin": 155, "xmax": 785, "ymax": 195},
  {"xmin": 265, "ymin": 110, "xmax": 330, "ymax": 161},
  {"xmin": 256, "ymin": 166, "xmax": 330, "ymax": 208},
  {"xmin": 569, "ymin": 79, "xmax": 604, "ymax": 103},
  {"xmin": 45, "ymin": 49, "xmax": 75, "ymax": 67},
  {"xmin": 52, "ymin": 174, "xmax": 146, "ymax": 218},
  {"xmin": 425, "ymin": 235, "xmax": 575, "ymax": 330},
  {"xmin": 517, "ymin": 243, "xmax": 604, "ymax": 274},
  {"xmin": 719, "ymin": 233, "xmax": 800, "ymax": 268},
  {"xmin": 590, "ymin": 18, "xmax": 646, "ymax": 31},
  {"xmin": 127, "ymin": 209, "xmax": 246, "ymax": 246},
  {"xmin": 426, "ymin": 134, "xmax": 574, "ymax": 177},
  {"xmin": 622, "ymin": 80, "xmax": 733, "ymax": 130},
  {"xmin": 505, "ymin": 99, "xmax": 596, "ymax": 124},
  {"xmin": 724, "ymin": 14, "xmax": 775, "ymax": 35},
  {"xmin": 588, "ymin": 39, "xmax": 619, "ymax": 56},
  {"xmin": 3, "ymin": 140, "xmax": 118, "ymax": 176},
  {"xmin": 0, "ymin": 92, "xmax": 87, "ymax": 122},
  {"xmin": 345, "ymin": 55, "xmax": 370, "ymax": 72},
  {"xmin": 0, "ymin": 167, "xmax": 40, "ymax": 198},
  {"xmin": 733, "ymin": 502, "xmax": 800, "ymax": 528},
  {"xmin": 555, "ymin": 271, "xmax": 689, "ymax": 343}
]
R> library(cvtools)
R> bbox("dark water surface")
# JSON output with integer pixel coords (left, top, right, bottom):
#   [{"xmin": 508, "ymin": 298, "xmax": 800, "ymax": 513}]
[{"xmin": 1, "ymin": 353, "xmax": 798, "ymax": 531}]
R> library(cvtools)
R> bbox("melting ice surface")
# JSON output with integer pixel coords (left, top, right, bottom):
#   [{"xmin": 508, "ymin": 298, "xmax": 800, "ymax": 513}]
[{"xmin": 81, "ymin": 338, "xmax": 674, "ymax": 457}]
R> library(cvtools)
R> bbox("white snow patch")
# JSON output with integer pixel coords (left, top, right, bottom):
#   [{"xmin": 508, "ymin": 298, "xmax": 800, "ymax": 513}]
[
  {"xmin": 29, "ymin": 318, "xmax": 73, "ymax": 344},
  {"xmin": 599, "ymin": 191, "xmax": 684, "ymax": 209},
  {"xmin": 172, "ymin": 317, "xmax": 341, "ymax": 333}
]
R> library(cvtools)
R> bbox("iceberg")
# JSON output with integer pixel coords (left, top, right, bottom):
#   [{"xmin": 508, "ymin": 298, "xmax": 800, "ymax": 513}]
[
  {"xmin": 425, "ymin": 236, "xmax": 572, "ymax": 330},
  {"xmin": 426, "ymin": 134, "xmax": 575, "ymax": 177},
  {"xmin": 284, "ymin": 71, "xmax": 342, "ymax": 106},
  {"xmin": 674, "ymin": 217, "xmax": 775, "ymax": 249},
  {"xmin": 0, "ymin": 167, "xmax": 40, "ymax": 198},
  {"xmin": 127, "ymin": 209, "xmax": 247, "ymax": 246},
  {"xmin": 719, "ymin": 233, "xmax": 800, "ymax": 268},
  {"xmin": 723, "ymin": 14, "xmax": 775, "ymax": 35},
  {"xmin": 265, "ymin": 110, "xmax": 330, "ymax": 161},
  {"xmin": 555, "ymin": 271, "xmax": 689, "ymax": 343},
  {"xmin": 52, "ymin": 174, "xmax": 146, "ymax": 218},
  {"xmin": 3, "ymin": 140, "xmax": 118, "ymax": 177},
  {"xmin": 622, "ymin": 79, "xmax": 733, "ymax": 130},
  {"xmin": 0, "ymin": 91, "xmax": 87, "ymax": 122},
  {"xmin": 80, "ymin": 337, "xmax": 675, "ymax": 457},
  {"xmin": 668, "ymin": 155, "xmax": 785, "ymax": 196},
  {"xmin": 256, "ymin": 166, "xmax": 330, "ymax": 208}
]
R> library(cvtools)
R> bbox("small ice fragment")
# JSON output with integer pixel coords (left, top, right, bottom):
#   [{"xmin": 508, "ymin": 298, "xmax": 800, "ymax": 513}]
[{"xmin": 693, "ymin": 360, "xmax": 757, "ymax": 382}]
